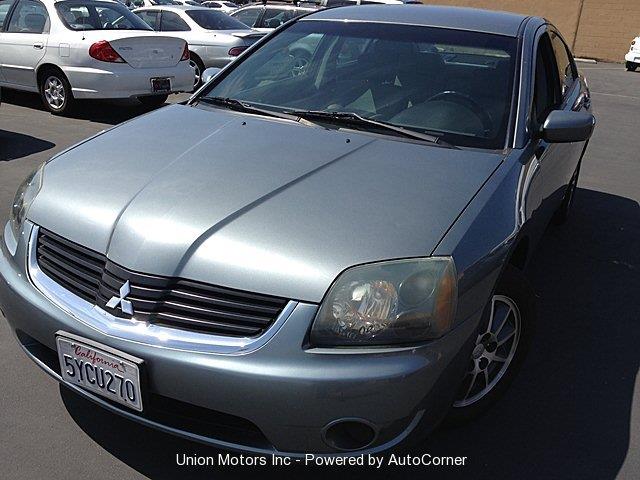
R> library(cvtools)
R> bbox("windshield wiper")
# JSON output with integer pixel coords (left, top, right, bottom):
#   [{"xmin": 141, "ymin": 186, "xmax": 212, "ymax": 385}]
[
  {"xmin": 288, "ymin": 110, "xmax": 457, "ymax": 148},
  {"xmin": 197, "ymin": 97, "xmax": 299, "ymax": 121}
]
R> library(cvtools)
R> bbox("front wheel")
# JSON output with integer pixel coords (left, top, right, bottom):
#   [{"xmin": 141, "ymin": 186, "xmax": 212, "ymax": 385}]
[
  {"xmin": 40, "ymin": 71, "xmax": 74, "ymax": 115},
  {"xmin": 137, "ymin": 94, "xmax": 168, "ymax": 108},
  {"xmin": 447, "ymin": 265, "xmax": 535, "ymax": 424}
]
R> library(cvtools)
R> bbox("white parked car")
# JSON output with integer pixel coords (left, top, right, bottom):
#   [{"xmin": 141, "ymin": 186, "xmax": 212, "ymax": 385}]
[
  {"xmin": 125, "ymin": 0, "xmax": 182, "ymax": 9},
  {"xmin": 625, "ymin": 36, "xmax": 640, "ymax": 71},
  {"xmin": 0, "ymin": 0, "xmax": 193, "ymax": 114},
  {"xmin": 134, "ymin": 5, "xmax": 264, "ymax": 87},
  {"xmin": 201, "ymin": 1, "xmax": 237, "ymax": 14}
]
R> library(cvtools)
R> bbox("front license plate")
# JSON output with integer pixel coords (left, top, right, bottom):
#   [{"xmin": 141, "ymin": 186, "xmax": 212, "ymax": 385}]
[
  {"xmin": 56, "ymin": 335, "xmax": 143, "ymax": 412},
  {"xmin": 151, "ymin": 77, "xmax": 171, "ymax": 93}
]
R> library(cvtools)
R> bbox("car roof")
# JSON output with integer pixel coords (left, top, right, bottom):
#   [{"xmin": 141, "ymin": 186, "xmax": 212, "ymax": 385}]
[
  {"xmin": 303, "ymin": 5, "xmax": 530, "ymax": 37},
  {"xmin": 136, "ymin": 4, "xmax": 209, "ymax": 12},
  {"xmin": 237, "ymin": 4, "xmax": 314, "ymax": 10}
]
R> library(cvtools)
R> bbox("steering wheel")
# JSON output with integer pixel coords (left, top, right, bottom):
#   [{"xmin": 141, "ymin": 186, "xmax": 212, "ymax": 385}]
[{"xmin": 425, "ymin": 90, "xmax": 493, "ymax": 136}]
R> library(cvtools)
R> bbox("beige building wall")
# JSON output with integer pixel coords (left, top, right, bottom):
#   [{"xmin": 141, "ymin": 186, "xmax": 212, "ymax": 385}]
[{"xmin": 425, "ymin": 0, "xmax": 639, "ymax": 62}]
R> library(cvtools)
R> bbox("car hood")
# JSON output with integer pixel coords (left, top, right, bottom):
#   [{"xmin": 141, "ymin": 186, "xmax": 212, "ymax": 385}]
[{"xmin": 29, "ymin": 104, "xmax": 503, "ymax": 302}]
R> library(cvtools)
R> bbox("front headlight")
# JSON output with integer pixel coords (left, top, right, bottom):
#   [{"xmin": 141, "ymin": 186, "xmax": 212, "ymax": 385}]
[
  {"xmin": 10, "ymin": 163, "xmax": 44, "ymax": 238},
  {"xmin": 310, "ymin": 257, "xmax": 457, "ymax": 347}
]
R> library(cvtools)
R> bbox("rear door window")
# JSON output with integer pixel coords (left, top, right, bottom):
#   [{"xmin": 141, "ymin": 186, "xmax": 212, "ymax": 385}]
[
  {"xmin": 232, "ymin": 6, "xmax": 261, "ymax": 27},
  {"xmin": 258, "ymin": 8, "xmax": 296, "ymax": 29},
  {"xmin": 136, "ymin": 9, "xmax": 159, "ymax": 30},
  {"xmin": 160, "ymin": 10, "xmax": 189, "ymax": 31},
  {"xmin": 6, "ymin": 0, "xmax": 48, "ymax": 33},
  {"xmin": 0, "ymin": 0, "xmax": 16, "ymax": 30}
]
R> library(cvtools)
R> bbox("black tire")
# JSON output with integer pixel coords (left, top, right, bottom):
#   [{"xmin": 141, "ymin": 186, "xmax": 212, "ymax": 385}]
[
  {"xmin": 626, "ymin": 62, "xmax": 638, "ymax": 72},
  {"xmin": 39, "ymin": 68, "xmax": 75, "ymax": 115},
  {"xmin": 446, "ymin": 265, "xmax": 535, "ymax": 425},
  {"xmin": 552, "ymin": 161, "xmax": 581, "ymax": 225},
  {"xmin": 189, "ymin": 54, "xmax": 205, "ymax": 91},
  {"xmin": 137, "ymin": 94, "xmax": 168, "ymax": 108}
]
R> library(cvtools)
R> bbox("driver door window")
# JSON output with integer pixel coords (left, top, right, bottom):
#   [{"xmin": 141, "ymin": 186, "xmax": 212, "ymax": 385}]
[
  {"xmin": 550, "ymin": 31, "xmax": 577, "ymax": 98},
  {"xmin": 160, "ymin": 11, "xmax": 189, "ymax": 31}
]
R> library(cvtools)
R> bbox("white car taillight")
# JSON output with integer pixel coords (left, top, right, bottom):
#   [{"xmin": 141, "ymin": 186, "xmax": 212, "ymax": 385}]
[
  {"xmin": 89, "ymin": 41, "xmax": 125, "ymax": 63},
  {"xmin": 180, "ymin": 42, "xmax": 190, "ymax": 61}
]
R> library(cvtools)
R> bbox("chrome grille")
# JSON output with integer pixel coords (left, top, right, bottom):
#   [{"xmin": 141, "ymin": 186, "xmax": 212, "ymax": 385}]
[{"xmin": 36, "ymin": 228, "xmax": 288, "ymax": 337}]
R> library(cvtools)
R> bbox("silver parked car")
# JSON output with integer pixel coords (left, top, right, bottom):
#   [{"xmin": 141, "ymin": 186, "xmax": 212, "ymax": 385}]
[
  {"xmin": 134, "ymin": 5, "xmax": 264, "ymax": 87},
  {"xmin": 0, "ymin": 0, "xmax": 193, "ymax": 113},
  {"xmin": 0, "ymin": 6, "xmax": 594, "ymax": 454}
]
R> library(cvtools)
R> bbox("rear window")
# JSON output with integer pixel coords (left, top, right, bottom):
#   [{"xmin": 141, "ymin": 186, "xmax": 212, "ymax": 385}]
[
  {"xmin": 56, "ymin": 1, "xmax": 152, "ymax": 30},
  {"xmin": 185, "ymin": 9, "xmax": 247, "ymax": 30}
]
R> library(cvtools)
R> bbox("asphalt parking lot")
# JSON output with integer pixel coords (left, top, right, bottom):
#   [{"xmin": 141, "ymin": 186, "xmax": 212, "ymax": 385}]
[{"xmin": 0, "ymin": 62, "xmax": 639, "ymax": 480}]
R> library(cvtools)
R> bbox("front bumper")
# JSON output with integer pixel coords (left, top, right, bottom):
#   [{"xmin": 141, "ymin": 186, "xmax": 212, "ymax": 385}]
[
  {"xmin": 61, "ymin": 62, "xmax": 194, "ymax": 100},
  {"xmin": 0, "ymin": 221, "xmax": 480, "ymax": 455}
]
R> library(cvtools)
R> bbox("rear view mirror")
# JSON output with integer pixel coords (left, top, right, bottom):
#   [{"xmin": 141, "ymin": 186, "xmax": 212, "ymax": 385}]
[
  {"xmin": 541, "ymin": 110, "xmax": 596, "ymax": 143},
  {"xmin": 202, "ymin": 67, "xmax": 222, "ymax": 84}
]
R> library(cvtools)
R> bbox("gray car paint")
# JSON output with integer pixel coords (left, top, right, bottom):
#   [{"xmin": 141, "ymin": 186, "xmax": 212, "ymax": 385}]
[
  {"xmin": 0, "ymin": 5, "xmax": 594, "ymax": 454},
  {"xmin": 28, "ymin": 104, "xmax": 503, "ymax": 303}
]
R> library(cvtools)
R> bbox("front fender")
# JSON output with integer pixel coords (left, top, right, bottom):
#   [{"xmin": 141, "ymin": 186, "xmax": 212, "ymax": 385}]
[{"xmin": 433, "ymin": 149, "xmax": 542, "ymax": 327}]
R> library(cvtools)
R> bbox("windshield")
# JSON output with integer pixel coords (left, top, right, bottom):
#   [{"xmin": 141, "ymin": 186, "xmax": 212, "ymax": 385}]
[
  {"xmin": 152, "ymin": 0, "xmax": 181, "ymax": 5},
  {"xmin": 56, "ymin": 1, "xmax": 152, "ymax": 30},
  {"xmin": 201, "ymin": 21, "xmax": 517, "ymax": 149},
  {"xmin": 186, "ymin": 9, "xmax": 248, "ymax": 29}
]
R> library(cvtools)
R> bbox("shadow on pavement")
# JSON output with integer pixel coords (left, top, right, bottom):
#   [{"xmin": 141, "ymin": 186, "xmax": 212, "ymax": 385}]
[
  {"xmin": 60, "ymin": 187, "xmax": 639, "ymax": 480},
  {"xmin": 0, "ymin": 130, "xmax": 55, "ymax": 161},
  {"xmin": 1, "ymin": 89, "xmax": 159, "ymax": 126}
]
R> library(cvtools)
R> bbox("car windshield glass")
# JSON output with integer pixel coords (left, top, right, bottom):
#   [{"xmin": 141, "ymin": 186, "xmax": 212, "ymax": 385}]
[
  {"xmin": 56, "ymin": 1, "xmax": 152, "ymax": 30},
  {"xmin": 201, "ymin": 21, "xmax": 517, "ymax": 149},
  {"xmin": 186, "ymin": 9, "xmax": 248, "ymax": 29},
  {"xmin": 152, "ymin": 0, "xmax": 181, "ymax": 5}
]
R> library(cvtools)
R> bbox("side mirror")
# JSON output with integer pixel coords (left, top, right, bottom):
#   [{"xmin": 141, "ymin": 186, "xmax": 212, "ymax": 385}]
[
  {"xmin": 541, "ymin": 110, "xmax": 595, "ymax": 143},
  {"xmin": 201, "ymin": 67, "xmax": 222, "ymax": 84}
]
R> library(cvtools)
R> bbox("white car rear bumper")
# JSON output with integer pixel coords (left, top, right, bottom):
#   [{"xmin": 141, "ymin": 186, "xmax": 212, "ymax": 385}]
[
  {"xmin": 625, "ymin": 52, "xmax": 640, "ymax": 64},
  {"xmin": 62, "ymin": 62, "xmax": 194, "ymax": 99}
]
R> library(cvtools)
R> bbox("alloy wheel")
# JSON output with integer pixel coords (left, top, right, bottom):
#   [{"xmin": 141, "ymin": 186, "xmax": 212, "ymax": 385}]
[
  {"xmin": 453, "ymin": 295, "xmax": 521, "ymax": 408},
  {"xmin": 43, "ymin": 76, "xmax": 65, "ymax": 111},
  {"xmin": 189, "ymin": 60, "xmax": 201, "ymax": 88}
]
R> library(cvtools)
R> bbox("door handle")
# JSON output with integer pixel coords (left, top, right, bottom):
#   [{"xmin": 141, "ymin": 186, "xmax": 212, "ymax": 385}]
[{"xmin": 33, "ymin": 43, "xmax": 44, "ymax": 50}]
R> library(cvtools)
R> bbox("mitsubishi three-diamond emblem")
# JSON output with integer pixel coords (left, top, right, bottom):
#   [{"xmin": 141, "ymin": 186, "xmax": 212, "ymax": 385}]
[{"xmin": 105, "ymin": 280, "xmax": 134, "ymax": 315}]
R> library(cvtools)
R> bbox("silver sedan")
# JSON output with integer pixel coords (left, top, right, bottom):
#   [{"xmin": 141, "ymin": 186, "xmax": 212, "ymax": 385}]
[
  {"xmin": 134, "ymin": 5, "xmax": 264, "ymax": 87},
  {"xmin": 0, "ymin": 0, "xmax": 193, "ymax": 114}
]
